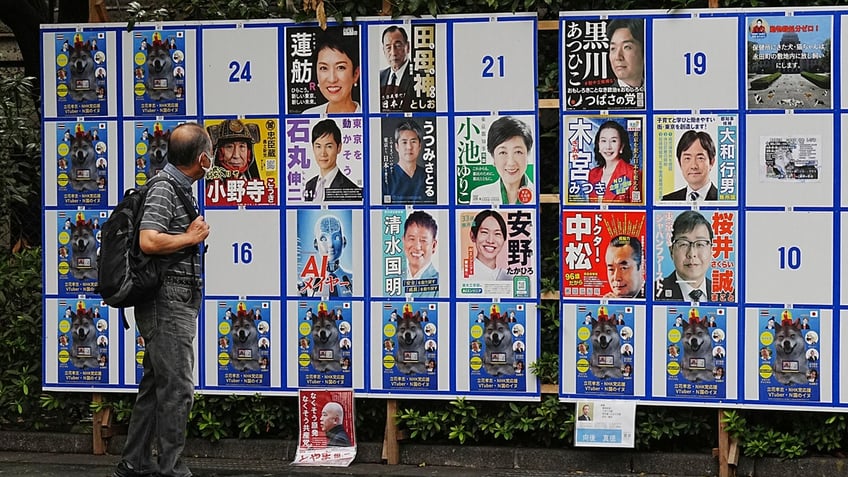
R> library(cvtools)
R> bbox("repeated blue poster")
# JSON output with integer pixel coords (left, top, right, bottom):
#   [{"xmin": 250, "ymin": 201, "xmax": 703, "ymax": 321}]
[
  {"xmin": 54, "ymin": 31, "xmax": 108, "ymax": 117},
  {"xmin": 468, "ymin": 303, "xmax": 527, "ymax": 392},
  {"xmin": 57, "ymin": 299, "xmax": 110, "ymax": 384},
  {"xmin": 55, "ymin": 121, "xmax": 109, "ymax": 208},
  {"xmin": 381, "ymin": 302, "xmax": 438, "ymax": 391},
  {"xmin": 215, "ymin": 300, "xmax": 272, "ymax": 387},
  {"xmin": 665, "ymin": 306, "xmax": 727, "ymax": 400},
  {"xmin": 574, "ymin": 304, "xmax": 635, "ymax": 396},
  {"xmin": 297, "ymin": 300, "xmax": 353, "ymax": 388},
  {"xmin": 756, "ymin": 308, "xmax": 820, "ymax": 402},
  {"xmin": 131, "ymin": 29, "xmax": 188, "ymax": 116}
]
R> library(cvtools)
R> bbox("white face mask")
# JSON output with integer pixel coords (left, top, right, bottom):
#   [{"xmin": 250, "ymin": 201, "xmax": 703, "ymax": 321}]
[{"xmin": 200, "ymin": 151, "xmax": 212, "ymax": 175}]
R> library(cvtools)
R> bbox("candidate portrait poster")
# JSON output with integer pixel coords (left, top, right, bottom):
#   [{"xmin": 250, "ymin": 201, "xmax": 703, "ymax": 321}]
[
  {"xmin": 373, "ymin": 208, "xmax": 449, "ymax": 298},
  {"xmin": 215, "ymin": 300, "xmax": 272, "ymax": 387},
  {"xmin": 54, "ymin": 31, "xmax": 108, "ymax": 117},
  {"xmin": 456, "ymin": 209, "xmax": 536, "ymax": 299},
  {"xmin": 55, "ymin": 121, "xmax": 110, "ymax": 208},
  {"xmin": 746, "ymin": 15, "xmax": 831, "ymax": 110},
  {"xmin": 285, "ymin": 25, "xmax": 362, "ymax": 115},
  {"xmin": 574, "ymin": 304, "xmax": 635, "ymax": 396},
  {"xmin": 293, "ymin": 389, "xmax": 356, "ymax": 467},
  {"xmin": 561, "ymin": 210, "xmax": 646, "ymax": 299},
  {"xmin": 665, "ymin": 306, "xmax": 727, "ymax": 400},
  {"xmin": 654, "ymin": 114, "xmax": 738, "ymax": 204},
  {"xmin": 203, "ymin": 117, "xmax": 279, "ymax": 207},
  {"xmin": 380, "ymin": 116, "xmax": 438, "ymax": 206},
  {"xmin": 381, "ymin": 302, "xmax": 439, "ymax": 391},
  {"xmin": 284, "ymin": 116, "xmax": 364, "ymax": 205},
  {"xmin": 370, "ymin": 23, "xmax": 438, "ymax": 113},
  {"xmin": 131, "ymin": 29, "xmax": 188, "ymax": 117},
  {"xmin": 653, "ymin": 209, "xmax": 737, "ymax": 304},
  {"xmin": 468, "ymin": 303, "xmax": 528, "ymax": 392},
  {"xmin": 296, "ymin": 300, "xmax": 353, "ymax": 388},
  {"xmin": 562, "ymin": 18, "xmax": 646, "ymax": 110},
  {"xmin": 455, "ymin": 114, "xmax": 537, "ymax": 206},
  {"xmin": 563, "ymin": 115, "xmax": 644, "ymax": 205},
  {"xmin": 757, "ymin": 308, "xmax": 821, "ymax": 403}
]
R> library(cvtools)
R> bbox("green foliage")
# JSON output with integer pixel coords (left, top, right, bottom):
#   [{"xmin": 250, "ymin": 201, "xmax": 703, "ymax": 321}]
[
  {"xmin": 723, "ymin": 410, "xmax": 848, "ymax": 459},
  {"xmin": 635, "ymin": 407, "xmax": 713, "ymax": 451},
  {"xmin": 0, "ymin": 74, "xmax": 41, "ymax": 247}
]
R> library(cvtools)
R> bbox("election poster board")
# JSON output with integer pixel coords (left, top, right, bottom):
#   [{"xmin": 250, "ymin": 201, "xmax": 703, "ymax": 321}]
[{"xmin": 559, "ymin": 6, "xmax": 848, "ymax": 411}]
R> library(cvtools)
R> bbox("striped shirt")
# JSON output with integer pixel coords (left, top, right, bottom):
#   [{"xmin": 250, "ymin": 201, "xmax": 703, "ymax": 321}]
[{"xmin": 139, "ymin": 164, "xmax": 200, "ymax": 277}]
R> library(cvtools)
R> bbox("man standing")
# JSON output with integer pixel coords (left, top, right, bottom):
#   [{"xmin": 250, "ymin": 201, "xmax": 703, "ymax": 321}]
[
  {"xmin": 302, "ymin": 119, "xmax": 360, "ymax": 202},
  {"xmin": 403, "ymin": 210, "xmax": 439, "ymax": 298},
  {"xmin": 655, "ymin": 210, "xmax": 713, "ymax": 302},
  {"xmin": 604, "ymin": 235, "xmax": 645, "ymax": 298},
  {"xmin": 384, "ymin": 119, "xmax": 428, "ymax": 203},
  {"xmin": 113, "ymin": 123, "xmax": 211, "ymax": 477},
  {"xmin": 321, "ymin": 401, "xmax": 352, "ymax": 446},
  {"xmin": 662, "ymin": 130, "xmax": 719, "ymax": 202},
  {"xmin": 379, "ymin": 25, "xmax": 415, "ymax": 112}
]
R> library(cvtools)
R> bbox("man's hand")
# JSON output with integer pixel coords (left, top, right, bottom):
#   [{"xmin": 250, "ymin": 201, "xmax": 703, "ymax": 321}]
[{"xmin": 186, "ymin": 216, "xmax": 210, "ymax": 245}]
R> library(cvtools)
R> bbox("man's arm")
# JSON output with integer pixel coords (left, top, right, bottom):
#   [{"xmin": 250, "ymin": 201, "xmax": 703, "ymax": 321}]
[{"xmin": 139, "ymin": 216, "xmax": 209, "ymax": 255}]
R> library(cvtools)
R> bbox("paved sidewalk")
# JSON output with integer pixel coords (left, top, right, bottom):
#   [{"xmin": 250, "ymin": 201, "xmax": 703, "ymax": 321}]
[
  {"xmin": 0, "ymin": 450, "xmax": 670, "ymax": 477},
  {"xmin": 0, "ymin": 431, "xmax": 847, "ymax": 477}
]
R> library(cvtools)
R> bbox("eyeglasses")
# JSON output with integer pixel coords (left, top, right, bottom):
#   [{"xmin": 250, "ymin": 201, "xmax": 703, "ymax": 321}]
[{"xmin": 671, "ymin": 238, "xmax": 711, "ymax": 252}]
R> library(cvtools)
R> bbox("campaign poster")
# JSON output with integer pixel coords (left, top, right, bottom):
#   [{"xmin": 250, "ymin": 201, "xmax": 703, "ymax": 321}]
[
  {"xmin": 563, "ymin": 115, "xmax": 644, "ymax": 205},
  {"xmin": 284, "ymin": 117, "xmax": 363, "ymax": 205},
  {"xmin": 55, "ymin": 121, "xmax": 109, "ymax": 207},
  {"xmin": 759, "ymin": 135, "xmax": 821, "ymax": 182},
  {"xmin": 57, "ymin": 299, "xmax": 110, "ymax": 384},
  {"xmin": 374, "ymin": 23, "xmax": 437, "ymax": 113},
  {"xmin": 574, "ymin": 304, "xmax": 635, "ymax": 396},
  {"xmin": 380, "ymin": 116, "xmax": 438, "ymax": 205},
  {"xmin": 293, "ymin": 389, "xmax": 356, "ymax": 466},
  {"xmin": 457, "ymin": 209, "xmax": 536, "ymax": 299},
  {"xmin": 204, "ymin": 118, "xmax": 279, "ymax": 207},
  {"xmin": 133, "ymin": 329, "xmax": 145, "ymax": 385},
  {"xmin": 297, "ymin": 209, "xmax": 354, "ymax": 298},
  {"xmin": 746, "ymin": 15, "xmax": 831, "ymax": 110},
  {"xmin": 215, "ymin": 300, "xmax": 271, "ymax": 387},
  {"xmin": 455, "ymin": 115, "xmax": 536, "ymax": 206},
  {"xmin": 377, "ymin": 208, "xmax": 448, "ymax": 298},
  {"xmin": 757, "ymin": 308, "xmax": 820, "ymax": 402},
  {"xmin": 665, "ymin": 306, "xmax": 727, "ymax": 400},
  {"xmin": 296, "ymin": 300, "xmax": 353, "ymax": 388},
  {"xmin": 285, "ymin": 25, "xmax": 362, "ymax": 115},
  {"xmin": 654, "ymin": 114, "xmax": 738, "ymax": 203},
  {"xmin": 131, "ymin": 30, "xmax": 187, "ymax": 116},
  {"xmin": 381, "ymin": 303, "xmax": 439, "ymax": 391},
  {"xmin": 653, "ymin": 209, "xmax": 737, "ymax": 303},
  {"xmin": 130, "ymin": 120, "xmax": 185, "ymax": 185},
  {"xmin": 562, "ymin": 18, "xmax": 646, "ymax": 110},
  {"xmin": 54, "ymin": 31, "xmax": 108, "ymax": 117},
  {"xmin": 561, "ymin": 211, "xmax": 647, "ymax": 299},
  {"xmin": 57, "ymin": 209, "xmax": 107, "ymax": 296},
  {"xmin": 468, "ymin": 303, "xmax": 527, "ymax": 392}
]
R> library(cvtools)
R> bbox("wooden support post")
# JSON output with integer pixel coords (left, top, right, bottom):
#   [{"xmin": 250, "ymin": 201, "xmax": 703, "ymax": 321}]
[
  {"xmin": 717, "ymin": 409, "xmax": 734, "ymax": 477},
  {"xmin": 92, "ymin": 393, "xmax": 112, "ymax": 455},
  {"xmin": 89, "ymin": 0, "xmax": 109, "ymax": 23},
  {"xmin": 382, "ymin": 399, "xmax": 400, "ymax": 465}
]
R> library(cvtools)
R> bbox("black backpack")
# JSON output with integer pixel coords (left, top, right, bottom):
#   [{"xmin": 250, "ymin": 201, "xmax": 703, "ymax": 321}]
[{"xmin": 96, "ymin": 175, "xmax": 198, "ymax": 316}]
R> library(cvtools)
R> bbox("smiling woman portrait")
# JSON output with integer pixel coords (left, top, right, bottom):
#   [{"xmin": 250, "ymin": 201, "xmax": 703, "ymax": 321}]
[{"xmin": 303, "ymin": 28, "xmax": 361, "ymax": 114}]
